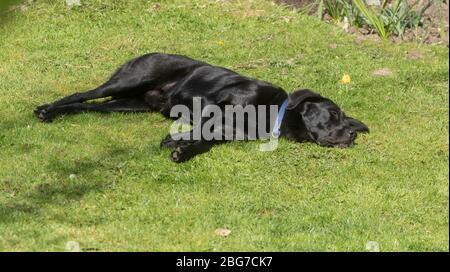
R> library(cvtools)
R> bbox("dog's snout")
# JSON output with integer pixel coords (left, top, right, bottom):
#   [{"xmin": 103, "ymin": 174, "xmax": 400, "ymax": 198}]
[{"xmin": 348, "ymin": 129, "xmax": 356, "ymax": 138}]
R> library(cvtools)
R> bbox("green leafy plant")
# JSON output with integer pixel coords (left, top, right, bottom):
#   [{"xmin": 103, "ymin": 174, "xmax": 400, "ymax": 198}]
[
  {"xmin": 323, "ymin": 0, "xmax": 346, "ymax": 21},
  {"xmin": 316, "ymin": 0, "xmax": 434, "ymax": 40},
  {"xmin": 315, "ymin": 0, "xmax": 362, "ymax": 25},
  {"xmin": 353, "ymin": 0, "xmax": 390, "ymax": 39},
  {"xmin": 380, "ymin": 0, "xmax": 433, "ymax": 37}
]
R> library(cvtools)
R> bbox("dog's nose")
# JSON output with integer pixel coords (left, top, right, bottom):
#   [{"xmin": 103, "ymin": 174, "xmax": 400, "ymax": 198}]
[{"xmin": 348, "ymin": 129, "xmax": 356, "ymax": 138}]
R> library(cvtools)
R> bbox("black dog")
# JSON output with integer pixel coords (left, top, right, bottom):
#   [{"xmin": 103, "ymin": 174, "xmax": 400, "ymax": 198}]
[{"xmin": 34, "ymin": 53, "xmax": 369, "ymax": 162}]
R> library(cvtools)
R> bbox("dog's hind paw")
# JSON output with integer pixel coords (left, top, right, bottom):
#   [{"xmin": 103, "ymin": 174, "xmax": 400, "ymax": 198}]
[
  {"xmin": 34, "ymin": 105, "xmax": 54, "ymax": 123},
  {"xmin": 35, "ymin": 104, "xmax": 50, "ymax": 111},
  {"xmin": 34, "ymin": 104, "xmax": 50, "ymax": 115}
]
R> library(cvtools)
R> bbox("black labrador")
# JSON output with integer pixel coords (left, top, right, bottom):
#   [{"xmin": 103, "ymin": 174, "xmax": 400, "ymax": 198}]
[{"xmin": 34, "ymin": 53, "xmax": 369, "ymax": 162}]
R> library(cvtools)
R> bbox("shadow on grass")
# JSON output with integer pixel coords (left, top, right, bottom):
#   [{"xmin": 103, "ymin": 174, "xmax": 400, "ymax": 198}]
[
  {"xmin": 0, "ymin": 145, "xmax": 162, "ymax": 224},
  {"xmin": 0, "ymin": 0, "xmax": 25, "ymax": 25}
]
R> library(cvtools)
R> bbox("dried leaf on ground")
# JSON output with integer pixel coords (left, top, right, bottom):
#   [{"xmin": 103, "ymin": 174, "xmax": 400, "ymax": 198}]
[{"xmin": 215, "ymin": 228, "xmax": 232, "ymax": 237}]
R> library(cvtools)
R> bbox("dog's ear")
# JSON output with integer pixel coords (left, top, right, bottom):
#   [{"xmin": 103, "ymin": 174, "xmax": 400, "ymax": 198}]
[
  {"xmin": 345, "ymin": 116, "xmax": 369, "ymax": 133},
  {"xmin": 287, "ymin": 89, "xmax": 323, "ymax": 110}
]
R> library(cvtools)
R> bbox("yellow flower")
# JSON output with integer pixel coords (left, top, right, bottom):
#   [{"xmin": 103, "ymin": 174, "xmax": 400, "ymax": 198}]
[
  {"xmin": 339, "ymin": 74, "xmax": 351, "ymax": 84},
  {"xmin": 216, "ymin": 40, "xmax": 224, "ymax": 46}
]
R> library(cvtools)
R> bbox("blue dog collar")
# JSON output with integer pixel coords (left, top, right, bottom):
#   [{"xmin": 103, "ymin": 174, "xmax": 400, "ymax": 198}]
[{"xmin": 271, "ymin": 99, "xmax": 289, "ymax": 138}]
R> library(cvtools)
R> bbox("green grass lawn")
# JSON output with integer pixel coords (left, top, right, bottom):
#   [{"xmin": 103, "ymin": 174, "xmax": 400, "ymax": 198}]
[{"xmin": 0, "ymin": 0, "xmax": 448, "ymax": 252}]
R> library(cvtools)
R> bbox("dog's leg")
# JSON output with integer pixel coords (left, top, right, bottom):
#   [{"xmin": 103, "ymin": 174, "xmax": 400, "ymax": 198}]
[
  {"xmin": 160, "ymin": 131, "xmax": 194, "ymax": 149},
  {"xmin": 144, "ymin": 90, "xmax": 164, "ymax": 111},
  {"xmin": 36, "ymin": 97, "xmax": 152, "ymax": 122},
  {"xmin": 161, "ymin": 113, "xmax": 244, "ymax": 162},
  {"xmin": 160, "ymin": 115, "xmax": 213, "ymax": 149},
  {"xmin": 161, "ymin": 118, "xmax": 222, "ymax": 162},
  {"xmin": 35, "ymin": 55, "xmax": 168, "ymax": 118},
  {"xmin": 170, "ymin": 140, "xmax": 216, "ymax": 163},
  {"xmin": 34, "ymin": 77, "xmax": 150, "ymax": 117}
]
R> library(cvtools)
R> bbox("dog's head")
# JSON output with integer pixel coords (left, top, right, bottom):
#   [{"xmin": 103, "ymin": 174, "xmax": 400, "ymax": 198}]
[{"xmin": 285, "ymin": 89, "xmax": 369, "ymax": 147}]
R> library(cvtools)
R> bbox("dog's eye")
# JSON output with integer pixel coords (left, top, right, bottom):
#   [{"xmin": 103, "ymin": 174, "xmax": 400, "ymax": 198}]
[{"xmin": 329, "ymin": 111, "xmax": 339, "ymax": 118}]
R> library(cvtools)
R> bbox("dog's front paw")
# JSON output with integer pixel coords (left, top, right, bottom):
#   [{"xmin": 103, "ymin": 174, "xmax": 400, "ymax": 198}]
[
  {"xmin": 171, "ymin": 147, "xmax": 188, "ymax": 163},
  {"xmin": 160, "ymin": 134, "xmax": 178, "ymax": 149}
]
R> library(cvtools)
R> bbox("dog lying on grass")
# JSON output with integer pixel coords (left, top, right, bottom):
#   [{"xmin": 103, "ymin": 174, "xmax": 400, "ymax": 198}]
[{"xmin": 34, "ymin": 53, "xmax": 369, "ymax": 162}]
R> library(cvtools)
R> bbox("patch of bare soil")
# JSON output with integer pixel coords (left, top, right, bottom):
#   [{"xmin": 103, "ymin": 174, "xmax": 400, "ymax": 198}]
[
  {"xmin": 372, "ymin": 68, "xmax": 394, "ymax": 76},
  {"xmin": 420, "ymin": 0, "xmax": 449, "ymax": 44},
  {"xmin": 275, "ymin": 0, "xmax": 449, "ymax": 45}
]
